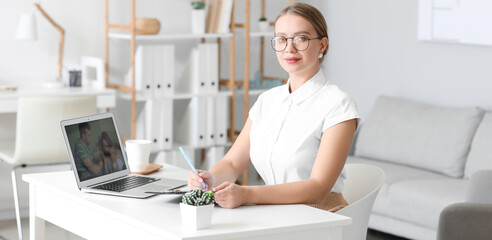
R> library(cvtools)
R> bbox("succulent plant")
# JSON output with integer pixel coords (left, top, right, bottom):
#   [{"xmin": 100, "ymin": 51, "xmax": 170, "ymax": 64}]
[
  {"xmin": 182, "ymin": 188, "xmax": 215, "ymax": 206},
  {"xmin": 191, "ymin": 1, "xmax": 205, "ymax": 10}
]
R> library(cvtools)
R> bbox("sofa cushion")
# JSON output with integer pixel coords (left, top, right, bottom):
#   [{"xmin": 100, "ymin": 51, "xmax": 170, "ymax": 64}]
[
  {"xmin": 347, "ymin": 156, "xmax": 446, "ymax": 196},
  {"xmin": 382, "ymin": 178, "xmax": 467, "ymax": 230},
  {"xmin": 464, "ymin": 112, "xmax": 492, "ymax": 178},
  {"xmin": 347, "ymin": 156, "xmax": 467, "ymax": 230},
  {"xmin": 354, "ymin": 96, "xmax": 484, "ymax": 177}
]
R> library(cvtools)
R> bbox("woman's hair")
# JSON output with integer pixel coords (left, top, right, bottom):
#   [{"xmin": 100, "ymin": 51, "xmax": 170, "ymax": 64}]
[
  {"xmin": 275, "ymin": 3, "xmax": 329, "ymax": 62},
  {"xmin": 100, "ymin": 131, "xmax": 113, "ymax": 148}
]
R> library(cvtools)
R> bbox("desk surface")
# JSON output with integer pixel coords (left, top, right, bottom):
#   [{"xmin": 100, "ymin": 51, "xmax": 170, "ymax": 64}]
[
  {"xmin": 23, "ymin": 164, "xmax": 351, "ymax": 240},
  {"xmin": 0, "ymin": 85, "xmax": 116, "ymax": 113}
]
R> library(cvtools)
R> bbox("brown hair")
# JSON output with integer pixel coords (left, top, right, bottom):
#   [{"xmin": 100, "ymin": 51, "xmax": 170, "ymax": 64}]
[{"xmin": 275, "ymin": 3, "xmax": 329, "ymax": 62}]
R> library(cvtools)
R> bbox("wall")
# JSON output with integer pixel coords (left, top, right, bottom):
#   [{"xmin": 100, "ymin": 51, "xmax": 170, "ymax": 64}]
[{"xmin": 322, "ymin": 0, "xmax": 492, "ymax": 118}]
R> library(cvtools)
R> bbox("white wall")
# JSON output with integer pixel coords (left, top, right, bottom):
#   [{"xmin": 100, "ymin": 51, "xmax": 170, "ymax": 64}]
[
  {"xmin": 322, "ymin": 0, "xmax": 492, "ymax": 118},
  {"xmin": 1, "ymin": 0, "xmax": 105, "ymax": 84}
]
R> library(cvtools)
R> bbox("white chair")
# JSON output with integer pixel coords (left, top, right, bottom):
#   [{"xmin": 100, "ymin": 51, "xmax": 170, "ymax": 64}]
[
  {"xmin": 0, "ymin": 95, "xmax": 97, "ymax": 240},
  {"xmin": 337, "ymin": 163, "xmax": 385, "ymax": 240}
]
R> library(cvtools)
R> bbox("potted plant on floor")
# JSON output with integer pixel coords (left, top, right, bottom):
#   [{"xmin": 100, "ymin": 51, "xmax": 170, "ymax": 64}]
[
  {"xmin": 191, "ymin": 1, "xmax": 206, "ymax": 34},
  {"xmin": 180, "ymin": 188, "xmax": 215, "ymax": 230}
]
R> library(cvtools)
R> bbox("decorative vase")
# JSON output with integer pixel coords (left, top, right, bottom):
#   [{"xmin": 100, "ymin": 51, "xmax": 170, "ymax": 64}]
[
  {"xmin": 258, "ymin": 21, "xmax": 269, "ymax": 32},
  {"xmin": 191, "ymin": 9, "xmax": 206, "ymax": 34},
  {"xmin": 135, "ymin": 18, "xmax": 161, "ymax": 35},
  {"xmin": 180, "ymin": 203, "xmax": 214, "ymax": 230}
]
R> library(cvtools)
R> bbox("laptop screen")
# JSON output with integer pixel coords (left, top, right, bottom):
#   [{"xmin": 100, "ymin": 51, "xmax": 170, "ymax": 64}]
[{"xmin": 63, "ymin": 114, "xmax": 128, "ymax": 182}]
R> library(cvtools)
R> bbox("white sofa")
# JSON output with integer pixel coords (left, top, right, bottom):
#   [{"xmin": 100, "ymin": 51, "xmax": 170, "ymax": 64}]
[{"xmin": 348, "ymin": 96, "xmax": 492, "ymax": 240}]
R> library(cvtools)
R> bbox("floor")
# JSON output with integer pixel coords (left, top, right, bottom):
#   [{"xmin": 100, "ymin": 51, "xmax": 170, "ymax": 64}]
[{"xmin": 0, "ymin": 217, "xmax": 408, "ymax": 240}]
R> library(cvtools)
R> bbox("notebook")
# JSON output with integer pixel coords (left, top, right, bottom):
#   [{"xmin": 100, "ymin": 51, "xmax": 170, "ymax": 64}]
[{"xmin": 60, "ymin": 112, "xmax": 187, "ymax": 198}]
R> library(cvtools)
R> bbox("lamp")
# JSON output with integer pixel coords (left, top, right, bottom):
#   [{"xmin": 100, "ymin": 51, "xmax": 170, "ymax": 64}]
[{"xmin": 16, "ymin": 2, "xmax": 65, "ymax": 87}]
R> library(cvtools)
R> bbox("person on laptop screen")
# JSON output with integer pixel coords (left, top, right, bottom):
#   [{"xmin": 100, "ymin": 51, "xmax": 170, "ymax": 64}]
[
  {"xmin": 74, "ymin": 122, "xmax": 106, "ymax": 181},
  {"xmin": 97, "ymin": 131, "xmax": 125, "ymax": 172}
]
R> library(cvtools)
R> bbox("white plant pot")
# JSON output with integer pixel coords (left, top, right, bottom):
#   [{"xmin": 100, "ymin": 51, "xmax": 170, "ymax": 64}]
[
  {"xmin": 180, "ymin": 203, "xmax": 214, "ymax": 230},
  {"xmin": 191, "ymin": 9, "xmax": 206, "ymax": 34},
  {"xmin": 258, "ymin": 21, "xmax": 269, "ymax": 32}
]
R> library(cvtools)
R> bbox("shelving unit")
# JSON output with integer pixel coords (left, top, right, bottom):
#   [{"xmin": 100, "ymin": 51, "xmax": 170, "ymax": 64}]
[{"xmin": 104, "ymin": 0, "xmax": 236, "ymax": 144}]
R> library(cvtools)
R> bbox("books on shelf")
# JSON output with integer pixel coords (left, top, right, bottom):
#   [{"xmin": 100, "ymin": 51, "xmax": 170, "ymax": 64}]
[{"xmin": 206, "ymin": 0, "xmax": 233, "ymax": 34}]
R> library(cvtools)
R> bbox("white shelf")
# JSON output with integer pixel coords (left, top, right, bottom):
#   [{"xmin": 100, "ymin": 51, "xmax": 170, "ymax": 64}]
[
  {"xmin": 250, "ymin": 31, "xmax": 274, "ymax": 38},
  {"xmin": 118, "ymin": 90, "xmax": 233, "ymax": 102},
  {"xmin": 109, "ymin": 32, "xmax": 234, "ymax": 43}
]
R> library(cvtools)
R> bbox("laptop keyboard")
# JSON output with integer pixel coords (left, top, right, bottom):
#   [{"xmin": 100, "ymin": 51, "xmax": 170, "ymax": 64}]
[{"xmin": 93, "ymin": 175, "xmax": 159, "ymax": 192}]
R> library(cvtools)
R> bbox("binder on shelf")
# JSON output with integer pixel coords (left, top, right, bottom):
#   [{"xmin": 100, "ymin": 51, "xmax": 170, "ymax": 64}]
[
  {"xmin": 187, "ymin": 47, "xmax": 207, "ymax": 94},
  {"xmin": 143, "ymin": 98, "xmax": 173, "ymax": 152},
  {"xmin": 159, "ymin": 98, "xmax": 173, "ymax": 150},
  {"xmin": 134, "ymin": 45, "xmax": 154, "ymax": 99},
  {"xmin": 175, "ymin": 97, "xmax": 207, "ymax": 147},
  {"xmin": 215, "ymin": 95, "xmax": 228, "ymax": 145},
  {"xmin": 206, "ymin": 97, "xmax": 216, "ymax": 146},
  {"xmin": 143, "ymin": 99, "xmax": 161, "ymax": 152},
  {"xmin": 154, "ymin": 45, "xmax": 175, "ymax": 97},
  {"xmin": 206, "ymin": 43, "xmax": 219, "ymax": 94}
]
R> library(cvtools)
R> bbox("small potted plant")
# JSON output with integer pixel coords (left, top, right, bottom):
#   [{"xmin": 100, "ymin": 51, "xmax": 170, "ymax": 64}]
[
  {"xmin": 180, "ymin": 189, "xmax": 215, "ymax": 230},
  {"xmin": 191, "ymin": 1, "xmax": 206, "ymax": 34},
  {"xmin": 258, "ymin": 17, "xmax": 269, "ymax": 32}
]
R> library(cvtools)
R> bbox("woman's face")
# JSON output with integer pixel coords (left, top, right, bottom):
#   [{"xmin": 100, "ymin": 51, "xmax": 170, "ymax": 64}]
[{"xmin": 274, "ymin": 14, "xmax": 327, "ymax": 77}]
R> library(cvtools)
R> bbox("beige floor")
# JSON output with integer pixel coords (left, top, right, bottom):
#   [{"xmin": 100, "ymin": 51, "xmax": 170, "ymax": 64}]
[{"xmin": 0, "ymin": 218, "xmax": 84, "ymax": 240}]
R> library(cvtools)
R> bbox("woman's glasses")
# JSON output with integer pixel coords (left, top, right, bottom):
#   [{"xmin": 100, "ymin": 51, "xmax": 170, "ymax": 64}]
[{"xmin": 271, "ymin": 35, "xmax": 322, "ymax": 52}]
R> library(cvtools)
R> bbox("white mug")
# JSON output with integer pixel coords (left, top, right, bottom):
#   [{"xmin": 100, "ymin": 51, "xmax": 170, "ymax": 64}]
[{"xmin": 125, "ymin": 139, "xmax": 151, "ymax": 172}]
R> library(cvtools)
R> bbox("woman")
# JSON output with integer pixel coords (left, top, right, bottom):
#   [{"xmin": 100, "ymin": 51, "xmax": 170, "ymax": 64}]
[{"xmin": 188, "ymin": 3, "xmax": 360, "ymax": 212}]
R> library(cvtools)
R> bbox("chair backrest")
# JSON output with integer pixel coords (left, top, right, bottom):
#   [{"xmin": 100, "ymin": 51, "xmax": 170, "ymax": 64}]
[
  {"xmin": 11, "ymin": 95, "xmax": 97, "ymax": 165},
  {"xmin": 337, "ymin": 163, "xmax": 385, "ymax": 240}
]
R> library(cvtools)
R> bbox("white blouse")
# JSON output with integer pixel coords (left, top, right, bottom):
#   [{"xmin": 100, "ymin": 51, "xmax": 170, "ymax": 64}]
[{"xmin": 249, "ymin": 70, "xmax": 360, "ymax": 193}]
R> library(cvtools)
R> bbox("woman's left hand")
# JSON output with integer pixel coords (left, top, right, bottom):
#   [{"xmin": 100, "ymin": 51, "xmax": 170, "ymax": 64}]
[{"xmin": 213, "ymin": 182, "xmax": 247, "ymax": 209}]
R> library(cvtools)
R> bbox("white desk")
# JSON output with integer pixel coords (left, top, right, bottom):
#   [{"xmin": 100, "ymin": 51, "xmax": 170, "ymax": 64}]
[
  {"xmin": 0, "ymin": 85, "xmax": 116, "ymax": 113},
  {"xmin": 23, "ymin": 164, "xmax": 351, "ymax": 240}
]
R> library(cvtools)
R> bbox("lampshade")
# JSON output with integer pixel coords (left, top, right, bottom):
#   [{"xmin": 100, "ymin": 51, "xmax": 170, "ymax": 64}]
[{"xmin": 16, "ymin": 12, "xmax": 38, "ymax": 41}]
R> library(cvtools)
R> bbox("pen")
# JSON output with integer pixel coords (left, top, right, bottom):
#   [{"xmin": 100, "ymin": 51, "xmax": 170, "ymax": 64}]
[{"xmin": 179, "ymin": 146, "xmax": 207, "ymax": 189}]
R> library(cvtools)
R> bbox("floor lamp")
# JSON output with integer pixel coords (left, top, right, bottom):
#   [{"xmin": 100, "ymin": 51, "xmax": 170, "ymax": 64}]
[{"xmin": 16, "ymin": 2, "xmax": 65, "ymax": 87}]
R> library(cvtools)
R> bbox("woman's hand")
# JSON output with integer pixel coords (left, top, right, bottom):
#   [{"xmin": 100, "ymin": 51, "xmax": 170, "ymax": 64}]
[
  {"xmin": 213, "ymin": 182, "xmax": 248, "ymax": 209},
  {"xmin": 187, "ymin": 170, "xmax": 214, "ymax": 191}
]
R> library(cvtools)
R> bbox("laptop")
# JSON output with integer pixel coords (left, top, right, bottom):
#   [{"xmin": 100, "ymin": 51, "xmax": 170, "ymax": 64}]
[{"xmin": 60, "ymin": 112, "xmax": 187, "ymax": 198}]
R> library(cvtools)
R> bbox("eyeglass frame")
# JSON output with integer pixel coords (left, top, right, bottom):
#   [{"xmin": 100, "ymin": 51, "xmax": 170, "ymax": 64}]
[{"xmin": 270, "ymin": 35, "xmax": 323, "ymax": 52}]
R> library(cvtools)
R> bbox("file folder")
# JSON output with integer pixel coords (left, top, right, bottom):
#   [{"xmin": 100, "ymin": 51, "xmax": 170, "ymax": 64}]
[
  {"xmin": 206, "ymin": 43, "xmax": 219, "ymax": 94},
  {"xmin": 215, "ymin": 95, "xmax": 229, "ymax": 145},
  {"xmin": 154, "ymin": 45, "xmax": 175, "ymax": 97},
  {"xmin": 175, "ymin": 97, "xmax": 207, "ymax": 147},
  {"xmin": 135, "ymin": 45, "xmax": 154, "ymax": 99},
  {"xmin": 206, "ymin": 97, "xmax": 216, "ymax": 146}
]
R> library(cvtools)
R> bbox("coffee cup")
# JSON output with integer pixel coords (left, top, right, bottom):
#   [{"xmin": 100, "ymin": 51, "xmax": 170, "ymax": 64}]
[{"xmin": 125, "ymin": 139, "xmax": 151, "ymax": 172}]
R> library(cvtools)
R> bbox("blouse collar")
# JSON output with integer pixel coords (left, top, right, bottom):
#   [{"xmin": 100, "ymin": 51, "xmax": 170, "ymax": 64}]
[{"xmin": 282, "ymin": 70, "xmax": 328, "ymax": 105}]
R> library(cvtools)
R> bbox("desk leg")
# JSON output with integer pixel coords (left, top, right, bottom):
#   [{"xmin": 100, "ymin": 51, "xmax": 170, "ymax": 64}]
[
  {"xmin": 29, "ymin": 185, "xmax": 45, "ymax": 240},
  {"xmin": 329, "ymin": 226, "xmax": 342, "ymax": 240}
]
